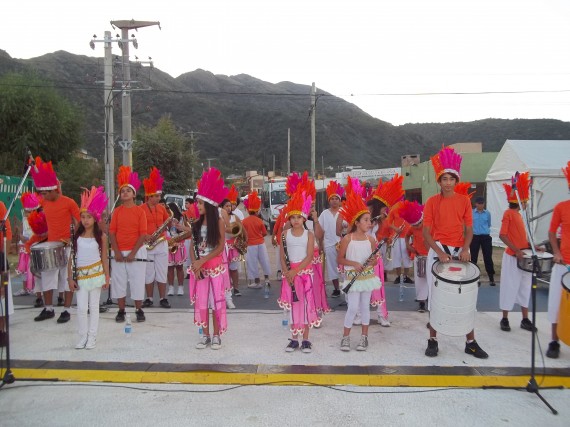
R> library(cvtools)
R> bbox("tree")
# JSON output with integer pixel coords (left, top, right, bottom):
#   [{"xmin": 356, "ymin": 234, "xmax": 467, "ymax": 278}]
[
  {"xmin": 133, "ymin": 116, "xmax": 198, "ymax": 195},
  {"xmin": 0, "ymin": 72, "xmax": 84, "ymax": 175},
  {"xmin": 57, "ymin": 157, "xmax": 104, "ymax": 203}
]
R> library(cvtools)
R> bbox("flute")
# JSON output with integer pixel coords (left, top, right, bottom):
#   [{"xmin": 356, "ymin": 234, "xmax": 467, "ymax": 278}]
[
  {"xmin": 281, "ymin": 232, "xmax": 299, "ymax": 302},
  {"xmin": 191, "ymin": 220, "xmax": 205, "ymax": 279},
  {"xmin": 70, "ymin": 223, "xmax": 78, "ymax": 282}
]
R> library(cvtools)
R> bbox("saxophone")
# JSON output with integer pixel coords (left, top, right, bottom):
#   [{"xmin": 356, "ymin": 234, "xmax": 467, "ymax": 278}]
[
  {"xmin": 146, "ymin": 205, "xmax": 174, "ymax": 250},
  {"xmin": 168, "ymin": 217, "xmax": 193, "ymax": 254}
]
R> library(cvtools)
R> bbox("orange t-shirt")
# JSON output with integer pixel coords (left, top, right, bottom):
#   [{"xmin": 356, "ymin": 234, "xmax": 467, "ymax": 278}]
[
  {"xmin": 0, "ymin": 202, "xmax": 12, "ymax": 252},
  {"xmin": 423, "ymin": 193, "xmax": 473, "ymax": 248},
  {"xmin": 110, "ymin": 204, "xmax": 148, "ymax": 251},
  {"xmin": 41, "ymin": 196, "xmax": 80, "ymax": 242},
  {"xmin": 242, "ymin": 215, "xmax": 267, "ymax": 245},
  {"xmin": 549, "ymin": 199, "xmax": 570, "ymax": 264},
  {"xmin": 500, "ymin": 208, "xmax": 528, "ymax": 256},
  {"xmin": 386, "ymin": 201, "xmax": 411, "ymax": 237},
  {"xmin": 143, "ymin": 203, "xmax": 170, "ymax": 236},
  {"xmin": 407, "ymin": 225, "xmax": 428, "ymax": 256}
]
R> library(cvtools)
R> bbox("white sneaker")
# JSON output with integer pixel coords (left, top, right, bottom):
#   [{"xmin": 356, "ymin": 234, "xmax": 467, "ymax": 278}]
[
  {"xmin": 167, "ymin": 286, "xmax": 174, "ymax": 296},
  {"xmin": 356, "ymin": 335, "xmax": 368, "ymax": 351},
  {"xmin": 211, "ymin": 335, "xmax": 222, "ymax": 350},
  {"xmin": 85, "ymin": 336, "xmax": 96, "ymax": 349},
  {"xmin": 177, "ymin": 287, "xmax": 184, "ymax": 296},
  {"xmin": 13, "ymin": 288, "xmax": 30, "ymax": 296},
  {"xmin": 277, "ymin": 270, "xmax": 282, "ymax": 280},
  {"xmin": 353, "ymin": 312, "xmax": 362, "ymax": 326},
  {"xmin": 226, "ymin": 297, "xmax": 236, "ymax": 309},
  {"xmin": 75, "ymin": 336, "xmax": 87, "ymax": 349},
  {"xmin": 340, "ymin": 335, "xmax": 350, "ymax": 351},
  {"xmin": 378, "ymin": 315, "xmax": 391, "ymax": 327}
]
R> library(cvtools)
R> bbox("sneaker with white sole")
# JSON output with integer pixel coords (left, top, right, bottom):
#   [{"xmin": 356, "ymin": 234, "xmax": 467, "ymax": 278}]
[
  {"xmin": 340, "ymin": 335, "xmax": 350, "ymax": 351},
  {"xmin": 196, "ymin": 335, "xmax": 211, "ymax": 349},
  {"xmin": 285, "ymin": 339, "xmax": 299, "ymax": 352},
  {"xmin": 226, "ymin": 297, "xmax": 236, "ymax": 309},
  {"xmin": 356, "ymin": 335, "xmax": 368, "ymax": 351},
  {"xmin": 167, "ymin": 286, "xmax": 174, "ymax": 296},
  {"xmin": 211, "ymin": 335, "xmax": 222, "ymax": 350},
  {"xmin": 301, "ymin": 340, "xmax": 312, "ymax": 353},
  {"xmin": 75, "ymin": 336, "xmax": 87, "ymax": 349},
  {"xmin": 85, "ymin": 336, "xmax": 96, "ymax": 349},
  {"xmin": 378, "ymin": 315, "xmax": 391, "ymax": 327},
  {"xmin": 177, "ymin": 287, "xmax": 184, "ymax": 296}
]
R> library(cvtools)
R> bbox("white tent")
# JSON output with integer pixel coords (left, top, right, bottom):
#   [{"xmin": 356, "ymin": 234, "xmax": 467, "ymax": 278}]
[{"xmin": 486, "ymin": 140, "xmax": 569, "ymax": 247}]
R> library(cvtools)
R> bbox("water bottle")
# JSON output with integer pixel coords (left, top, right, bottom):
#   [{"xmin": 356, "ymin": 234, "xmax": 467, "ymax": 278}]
[
  {"xmin": 198, "ymin": 326, "xmax": 203, "ymax": 338},
  {"xmin": 264, "ymin": 283, "xmax": 270, "ymax": 299},
  {"xmin": 281, "ymin": 309, "xmax": 289, "ymax": 330},
  {"xmin": 124, "ymin": 314, "xmax": 132, "ymax": 337},
  {"xmin": 399, "ymin": 274, "xmax": 405, "ymax": 302}
]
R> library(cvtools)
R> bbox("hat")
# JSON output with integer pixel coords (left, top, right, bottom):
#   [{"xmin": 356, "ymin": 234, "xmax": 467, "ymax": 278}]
[
  {"xmin": 227, "ymin": 185, "xmax": 239, "ymax": 204},
  {"xmin": 286, "ymin": 172, "xmax": 303, "ymax": 197},
  {"xmin": 31, "ymin": 157, "xmax": 58, "ymax": 191},
  {"xmin": 285, "ymin": 190, "xmax": 312, "ymax": 219},
  {"xmin": 143, "ymin": 167, "xmax": 164, "ymax": 196},
  {"xmin": 196, "ymin": 168, "xmax": 229, "ymax": 207},
  {"xmin": 563, "ymin": 161, "xmax": 570, "ymax": 188},
  {"xmin": 503, "ymin": 171, "xmax": 530, "ymax": 204},
  {"xmin": 431, "ymin": 146, "xmax": 462, "ymax": 180},
  {"xmin": 117, "ymin": 166, "xmax": 141, "ymax": 193},
  {"xmin": 326, "ymin": 181, "xmax": 344, "ymax": 200},
  {"xmin": 80, "ymin": 186, "xmax": 109, "ymax": 222},
  {"xmin": 245, "ymin": 190, "xmax": 261, "ymax": 212},
  {"xmin": 371, "ymin": 174, "xmax": 404, "ymax": 208},
  {"xmin": 21, "ymin": 192, "xmax": 41, "ymax": 211},
  {"xmin": 454, "ymin": 182, "xmax": 475, "ymax": 200},
  {"xmin": 399, "ymin": 200, "xmax": 424, "ymax": 226},
  {"xmin": 340, "ymin": 187, "xmax": 369, "ymax": 227},
  {"xmin": 27, "ymin": 210, "xmax": 48, "ymax": 235},
  {"xmin": 345, "ymin": 176, "xmax": 365, "ymax": 199}
]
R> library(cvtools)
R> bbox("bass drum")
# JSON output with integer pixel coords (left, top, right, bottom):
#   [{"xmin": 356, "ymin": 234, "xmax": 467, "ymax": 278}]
[
  {"xmin": 430, "ymin": 260, "xmax": 480, "ymax": 336},
  {"xmin": 30, "ymin": 242, "xmax": 67, "ymax": 275},
  {"xmin": 557, "ymin": 271, "xmax": 570, "ymax": 347}
]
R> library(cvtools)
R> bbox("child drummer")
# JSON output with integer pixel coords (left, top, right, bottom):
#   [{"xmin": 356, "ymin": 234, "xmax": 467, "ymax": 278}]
[{"xmin": 422, "ymin": 146, "xmax": 488, "ymax": 359}]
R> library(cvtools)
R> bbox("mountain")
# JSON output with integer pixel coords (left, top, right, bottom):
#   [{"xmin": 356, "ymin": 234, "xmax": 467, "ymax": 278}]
[{"xmin": 2, "ymin": 49, "xmax": 570, "ymax": 175}]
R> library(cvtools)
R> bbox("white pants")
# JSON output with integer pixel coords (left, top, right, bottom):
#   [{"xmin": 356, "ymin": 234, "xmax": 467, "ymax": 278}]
[
  {"xmin": 246, "ymin": 243, "xmax": 271, "ymax": 279},
  {"xmin": 344, "ymin": 291, "xmax": 372, "ymax": 328},
  {"xmin": 111, "ymin": 247, "xmax": 147, "ymax": 301},
  {"xmin": 41, "ymin": 246, "xmax": 71, "ymax": 292},
  {"xmin": 499, "ymin": 252, "xmax": 532, "ymax": 311},
  {"xmin": 390, "ymin": 238, "xmax": 412, "ymax": 269},
  {"xmin": 145, "ymin": 241, "xmax": 168, "ymax": 284},
  {"xmin": 323, "ymin": 245, "xmax": 339, "ymax": 281},
  {"xmin": 548, "ymin": 263, "xmax": 568, "ymax": 324},
  {"xmin": 414, "ymin": 256, "xmax": 429, "ymax": 301},
  {"xmin": 76, "ymin": 286, "xmax": 102, "ymax": 340}
]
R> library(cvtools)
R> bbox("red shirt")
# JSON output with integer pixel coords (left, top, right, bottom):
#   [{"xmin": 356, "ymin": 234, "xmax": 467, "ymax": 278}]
[
  {"xmin": 41, "ymin": 196, "xmax": 80, "ymax": 242},
  {"xmin": 423, "ymin": 193, "xmax": 472, "ymax": 247},
  {"xmin": 549, "ymin": 199, "xmax": 570, "ymax": 264},
  {"xmin": 242, "ymin": 215, "xmax": 267, "ymax": 245},
  {"xmin": 407, "ymin": 225, "xmax": 428, "ymax": 256},
  {"xmin": 500, "ymin": 208, "xmax": 528, "ymax": 256}
]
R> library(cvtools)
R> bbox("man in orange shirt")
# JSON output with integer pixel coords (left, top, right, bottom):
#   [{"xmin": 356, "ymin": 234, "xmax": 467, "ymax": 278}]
[
  {"xmin": 0, "ymin": 200, "xmax": 13, "ymax": 347},
  {"xmin": 422, "ymin": 146, "xmax": 488, "ymax": 359},
  {"xmin": 109, "ymin": 166, "xmax": 148, "ymax": 323},
  {"xmin": 31, "ymin": 158, "xmax": 80, "ymax": 323},
  {"xmin": 142, "ymin": 168, "xmax": 171, "ymax": 309},
  {"xmin": 546, "ymin": 161, "xmax": 570, "ymax": 358},
  {"xmin": 242, "ymin": 191, "xmax": 271, "ymax": 289}
]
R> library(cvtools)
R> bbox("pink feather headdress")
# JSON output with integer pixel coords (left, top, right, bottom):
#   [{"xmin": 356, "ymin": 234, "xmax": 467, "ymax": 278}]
[
  {"xmin": 31, "ymin": 156, "xmax": 58, "ymax": 191},
  {"xmin": 286, "ymin": 172, "xmax": 303, "ymax": 197},
  {"xmin": 326, "ymin": 180, "xmax": 344, "ymax": 200},
  {"xmin": 196, "ymin": 168, "xmax": 229, "ymax": 207},
  {"xmin": 117, "ymin": 166, "xmax": 141, "ymax": 193},
  {"xmin": 345, "ymin": 176, "xmax": 365, "ymax": 199},
  {"xmin": 286, "ymin": 190, "xmax": 312, "ymax": 219},
  {"xmin": 431, "ymin": 145, "xmax": 462, "ymax": 180},
  {"xmin": 21, "ymin": 192, "xmax": 41, "ymax": 211},
  {"xmin": 399, "ymin": 200, "xmax": 424, "ymax": 226},
  {"xmin": 143, "ymin": 167, "xmax": 165, "ymax": 196},
  {"xmin": 80, "ymin": 186, "xmax": 109, "ymax": 222}
]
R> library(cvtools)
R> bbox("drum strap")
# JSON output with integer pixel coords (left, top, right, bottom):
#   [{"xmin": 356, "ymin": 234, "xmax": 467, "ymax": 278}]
[{"xmin": 441, "ymin": 244, "xmax": 460, "ymax": 258}]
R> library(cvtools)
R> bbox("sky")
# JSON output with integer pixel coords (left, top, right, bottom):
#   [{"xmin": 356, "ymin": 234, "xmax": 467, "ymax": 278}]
[{"xmin": 3, "ymin": 0, "xmax": 570, "ymax": 125}]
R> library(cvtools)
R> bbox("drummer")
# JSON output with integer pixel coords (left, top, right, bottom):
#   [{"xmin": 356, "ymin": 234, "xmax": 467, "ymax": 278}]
[
  {"xmin": 546, "ymin": 161, "xmax": 570, "ymax": 359},
  {"xmin": 31, "ymin": 157, "xmax": 80, "ymax": 324},
  {"xmin": 498, "ymin": 172, "xmax": 535, "ymax": 333},
  {"xmin": 422, "ymin": 146, "xmax": 489, "ymax": 359}
]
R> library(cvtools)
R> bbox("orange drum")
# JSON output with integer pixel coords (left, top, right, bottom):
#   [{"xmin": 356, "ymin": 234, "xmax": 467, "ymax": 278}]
[{"xmin": 557, "ymin": 271, "xmax": 570, "ymax": 346}]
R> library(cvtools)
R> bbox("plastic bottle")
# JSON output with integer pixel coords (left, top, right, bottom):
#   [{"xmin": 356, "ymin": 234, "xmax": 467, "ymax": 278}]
[
  {"xmin": 399, "ymin": 274, "xmax": 405, "ymax": 302},
  {"xmin": 124, "ymin": 314, "xmax": 132, "ymax": 337},
  {"xmin": 198, "ymin": 326, "xmax": 203, "ymax": 338},
  {"xmin": 264, "ymin": 283, "xmax": 270, "ymax": 299},
  {"xmin": 281, "ymin": 309, "xmax": 289, "ymax": 330}
]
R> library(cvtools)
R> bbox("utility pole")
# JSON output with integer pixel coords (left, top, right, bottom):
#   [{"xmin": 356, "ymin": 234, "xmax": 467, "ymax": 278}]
[
  {"xmin": 310, "ymin": 82, "xmax": 316, "ymax": 179},
  {"xmin": 272, "ymin": 154, "xmax": 276, "ymax": 175},
  {"xmin": 188, "ymin": 130, "xmax": 207, "ymax": 189},
  {"xmin": 287, "ymin": 128, "xmax": 291, "ymax": 175},
  {"xmin": 110, "ymin": 19, "xmax": 160, "ymax": 167}
]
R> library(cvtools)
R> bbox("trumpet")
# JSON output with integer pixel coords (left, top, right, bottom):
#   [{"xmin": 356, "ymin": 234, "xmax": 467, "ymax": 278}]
[
  {"xmin": 231, "ymin": 221, "xmax": 248, "ymax": 256},
  {"xmin": 146, "ymin": 206, "xmax": 174, "ymax": 250},
  {"xmin": 385, "ymin": 223, "xmax": 406, "ymax": 262}
]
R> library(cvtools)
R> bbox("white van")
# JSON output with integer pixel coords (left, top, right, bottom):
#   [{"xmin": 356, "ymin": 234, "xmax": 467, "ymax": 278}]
[{"xmin": 164, "ymin": 194, "xmax": 187, "ymax": 212}]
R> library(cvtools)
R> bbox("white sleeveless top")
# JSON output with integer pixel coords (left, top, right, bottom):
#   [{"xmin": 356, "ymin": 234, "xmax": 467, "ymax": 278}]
[
  {"xmin": 285, "ymin": 229, "xmax": 308, "ymax": 263},
  {"xmin": 198, "ymin": 225, "xmax": 214, "ymax": 257},
  {"xmin": 345, "ymin": 235, "xmax": 372, "ymax": 272},
  {"xmin": 76, "ymin": 237, "xmax": 101, "ymax": 267}
]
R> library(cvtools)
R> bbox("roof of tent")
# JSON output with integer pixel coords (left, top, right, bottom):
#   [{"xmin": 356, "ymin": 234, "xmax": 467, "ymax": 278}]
[{"xmin": 486, "ymin": 140, "xmax": 569, "ymax": 181}]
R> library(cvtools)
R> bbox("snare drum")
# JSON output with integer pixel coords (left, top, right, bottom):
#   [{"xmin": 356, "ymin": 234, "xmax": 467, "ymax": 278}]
[
  {"xmin": 30, "ymin": 242, "xmax": 67, "ymax": 274},
  {"xmin": 430, "ymin": 260, "xmax": 480, "ymax": 336},
  {"xmin": 557, "ymin": 271, "xmax": 570, "ymax": 346},
  {"xmin": 516, "ymin": 249, "xmax": 553, "ymax": 275},
  {"xmin": 416, "ymin": 256, "xmax": 427, "ymax": 278}
]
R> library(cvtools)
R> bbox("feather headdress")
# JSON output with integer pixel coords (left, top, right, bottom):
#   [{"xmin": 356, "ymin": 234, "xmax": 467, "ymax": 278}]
[
  {"xmin": 117, "ymin": 166, "xmax": 141, "ymax": 193},
  {"xmin": 563, "ymin": 161, "xmax": 570, "ymax": 188},
  {"xmin": 28, "ymin": 210, "xmax": 48, "ymax": 235},
  {"xmin": 286, "ymin": 172, "xmax": 302, "ymax": 197},
  {"xmin": 326, "ymin": 181, "xmax": 344, "ymax": 200},
  {"xmin": 398, "ymin": 200, "xmax": 424, "ymax": 226},
  {"xmin": 454, "ymin": 182, "xmax": 475, "ymax": 200},
  {"xmin": 340, "ymin": 187, "xmax": 369, "ymax": 227},
  {"xmin": 143, "ymin": 167, "xmax": 164, "ymax": 196},
  {"xmin": 431, "ymin": 145, "xmax": 462, "ymax": 180},
  {"xmin": 80, "ymin": 186, "xmax": 109, "ymax": 222},
  {"xmin": 503, "ymin": 171, "xmax": 531, "ymax": 204},
  {"xmin": 286, "ymin": 190, "xmax": 312, "ymax": 219},
  {"xmin": 245, "ymin": 190, "xmax": 261, "ymax": 212},
  {"xmin": 21, "ymin": 192, "xmax": 41, "ymax": 211},
  {"xmin": 371, "ymin": 174, "xmax": 404, "ymax": 208},
  {"xmin": 31, "ymin": 157, "xmax": 58, "ymax": 191},
  {"xmin": 227, "ymin": 185, "xmax": 239, "ymax": 204},
  {"xmin": 196, "ymin": 168, "xmax": 229, "ymax": 207}
]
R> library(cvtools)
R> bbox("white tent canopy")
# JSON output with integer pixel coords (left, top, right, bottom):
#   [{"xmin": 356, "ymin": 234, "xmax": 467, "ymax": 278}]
[{"xmin": 486, "ymin": 140, "xmax": 569, "ymax": 247}]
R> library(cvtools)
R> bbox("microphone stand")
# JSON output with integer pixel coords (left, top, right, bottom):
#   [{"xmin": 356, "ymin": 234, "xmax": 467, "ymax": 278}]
[
  {"xmin": 0, "ymin": 152, "xmax": 35, "ymax": 387},
  {"xmin": 485, "ymin": 173, "xmax": 561, "ymax": 414}
]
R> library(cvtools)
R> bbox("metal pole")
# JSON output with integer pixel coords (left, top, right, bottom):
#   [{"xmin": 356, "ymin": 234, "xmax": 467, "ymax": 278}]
[
  {"xmin": 287, "ymin": 128, "xmax": 291, "ymax": 175},
  {"xmin": 120, "ymin": 28, "xmax": 133, "ymax": 167},
  {"xmin": 104, "ymin": 31, "xmax": 115, "ymax": 211},
  {"xmin": 310, "ymin": 82, "xmax": 316, "ymax": 178}
]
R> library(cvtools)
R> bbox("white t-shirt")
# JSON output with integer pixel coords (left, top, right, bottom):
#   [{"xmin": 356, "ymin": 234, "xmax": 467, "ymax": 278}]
[
  {"xmin": 318, "ymin": 209, "xmax": 340, "ymax": 249},
  {"xmin": 233, "ymin": 208, "xmax": 245, "ymax": 220}
]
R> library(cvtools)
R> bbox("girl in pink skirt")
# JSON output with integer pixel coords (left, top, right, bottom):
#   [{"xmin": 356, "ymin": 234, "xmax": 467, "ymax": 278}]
[
  {"xmin": 167, "ymin": 202, "xmax": 188, "ymax": 297},
  {"xmin": 278, "ymin": 189, "xmax": 320, "ymax": 353},
  {"xmin": 188, "ymin": 168, "xmax": 229, "ymax": 350}
]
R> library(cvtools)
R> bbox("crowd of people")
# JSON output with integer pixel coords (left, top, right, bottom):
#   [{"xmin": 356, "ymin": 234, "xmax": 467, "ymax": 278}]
[{"xmin": 1, "ymin": 148, "xmax": 568, "ymax": 361}]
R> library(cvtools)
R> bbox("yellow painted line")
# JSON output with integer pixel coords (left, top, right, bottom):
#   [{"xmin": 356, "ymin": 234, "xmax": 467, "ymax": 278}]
[{"xmin": 11, "ymin": 368, "xmax": 570, "ymax": 388}]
